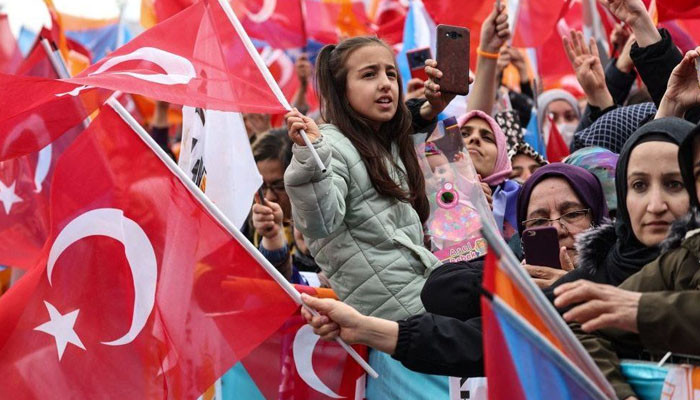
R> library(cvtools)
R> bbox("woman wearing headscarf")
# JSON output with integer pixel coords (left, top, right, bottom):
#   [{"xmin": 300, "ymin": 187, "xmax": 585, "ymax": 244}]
[
  {"xmin": 458, "ymin": 110, "xmax": 520, "ymax": 240},
  {"xmin": 555, "ymin": 121, "xmax": 700, "ymax": 400},
  {"xmin": 547, "ymin": 118, "xmax": 694, "ymax": 295},
  {"xmin": 516, "ymin": 163, "xmax": 609, "ymax": 288},
  {"xmin": 293, "ymin": 165, "xmax": 611, "ymax": 380},
  {"xmin": 564, "ymin": 147, "xmax": 619, "ymax": 217},
  {"xmin": 537, "ymin": 89, "xmax": 582, "ymax": 149}
]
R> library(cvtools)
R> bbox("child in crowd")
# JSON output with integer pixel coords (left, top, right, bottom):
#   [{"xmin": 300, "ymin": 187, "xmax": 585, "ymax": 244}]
[{"xmin": 283, "ymin": 36, "xmax": 443, "ymax": 321}]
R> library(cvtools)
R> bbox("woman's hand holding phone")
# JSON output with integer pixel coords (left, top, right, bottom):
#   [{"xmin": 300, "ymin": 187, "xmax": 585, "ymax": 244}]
[
  {"xmin": 420, "ymin": 59, "xmax": 474, "ymax": 120},
  {"xmin": 523, "ymin": 247, "xmax": 576, "ymax": 289}
]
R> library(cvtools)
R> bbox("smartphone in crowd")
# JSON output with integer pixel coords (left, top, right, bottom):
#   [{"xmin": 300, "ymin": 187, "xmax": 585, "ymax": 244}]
[
  {"xmin": 430, "ymin": 116, "xmax": 464, "ymax": 161},
  {"xmin": 406, "ymin": 47, "xmax": 432, "ymax": 82},
  {"xmin": 436, "ymin": 24, "xmax": 470, "ymax": 95},
  {"xmin": 521, "ymin": 226, "xmax": 561, "ymax": 269}
]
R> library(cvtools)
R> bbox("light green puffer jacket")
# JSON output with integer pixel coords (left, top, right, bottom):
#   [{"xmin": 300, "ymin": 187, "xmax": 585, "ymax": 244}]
[{"xmin": 284, "ymin": 124, "xmax": 441, "ymax": 320}]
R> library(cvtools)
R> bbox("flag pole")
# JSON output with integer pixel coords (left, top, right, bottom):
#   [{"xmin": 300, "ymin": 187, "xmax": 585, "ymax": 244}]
[
  {"xmin": 478, "ymin": 209, "xmax": 617, "ymax": 398},
  {"xmin": 108, "ymin": 98, "xmax": 377, "ymax": 379},
  {"xmin": 42, "ymin": 41, "xmax": 376, "ymax": 379},
  {"xmin": 215, "ymin": 0, "xmax": 326, "ymax": 173}
]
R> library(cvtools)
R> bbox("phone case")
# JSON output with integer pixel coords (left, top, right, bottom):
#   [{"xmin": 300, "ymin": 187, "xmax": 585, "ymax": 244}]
[
  {"xmin": 436, "ymin": 24, "xmax": 470, "ymax": 96},
  {"xmin": 521, "ymin": 226, "xmax": 561, "ymax": 269}
]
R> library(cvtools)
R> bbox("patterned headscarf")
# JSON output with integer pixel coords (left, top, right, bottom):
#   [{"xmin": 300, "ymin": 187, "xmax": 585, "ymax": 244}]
[
  {"xmin": 457, "ymin": 110, "xmax": 512, "ymax": 186},
  {"xmin": 494, "ymin": 110, "xmax": 524, "ymax": 151},
  {"xmin": 572, "ymin": 102, "xmax": 657, "ymax": 153},
  {"xmin": 564, "ymin": 147, "xmax": 619, "ymax": 213},
  {"xmin": 508, "ymin": 142, "xmax": 548, "ymax": 167}
]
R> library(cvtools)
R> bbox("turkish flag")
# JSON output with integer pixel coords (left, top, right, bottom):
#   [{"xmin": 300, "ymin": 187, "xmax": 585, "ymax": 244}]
[
  {"xmin": 70, "ymin": 0, "xmax": 287, "ymax": 114},
  {"xmin": 0, "ymin": 73, "xmax": 111, "ymax": 161},
  {"xmin": 238, "ymin": 0, "xmax": 307, "ymax": 49},
  {"xmin": 235, "ymin": 286, "xmax": 367, "ymax": 400},
  {"xmin": 374, "ymin": 0, "xmax": 408, "ymax": 45},
  {"xmin": 0, "ymin": 14, "xmax": 22, "ymax": 74},
  {"xmin": 0, "ymin": 103, "xmax": 299, "ymax": 398},
  {"xmin": 422, "ymin": 0, "xmax": 492, "ymax": 70},
  {"xmin": 303, "ymin": 0, "xmax": 375, "ymax": 44},
  {"xmin": 512, "ymin": 0, "xmax": 569, "ymax": 48},
  {"xmin": 546, "ymin": 115, "xmax": 570, "ymax": 163}
]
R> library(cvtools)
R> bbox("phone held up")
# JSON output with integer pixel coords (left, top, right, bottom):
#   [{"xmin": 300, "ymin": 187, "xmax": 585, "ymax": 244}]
[
  {"xmin": 521, "ymin": 226, "xmax": 561, "ymax": 269},
  {"xmin": 436, "ymin": 24, "xmax": 470, "ymax": 96},
  {"xmin": 406, "ymin": 47, "xmax": 432, "ymax": 82}
]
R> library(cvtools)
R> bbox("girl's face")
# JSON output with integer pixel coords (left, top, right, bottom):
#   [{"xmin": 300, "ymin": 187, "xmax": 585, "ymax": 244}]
[
  {"xmin": 344, "ymin": 45, "xmax": 400, "ymax": 130},
  {"xmin": 461, "ymin": 117, "xmax": 498, "ymax": 178},
  {"xmin": 626, "ymin": 142, "xmax": 688, "ymax": 247}
]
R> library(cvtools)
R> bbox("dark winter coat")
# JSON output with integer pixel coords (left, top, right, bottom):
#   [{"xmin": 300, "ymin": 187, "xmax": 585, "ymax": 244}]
[{"xmin": 574, "ymin": 212, "xmax": 700, "ymax": 399}]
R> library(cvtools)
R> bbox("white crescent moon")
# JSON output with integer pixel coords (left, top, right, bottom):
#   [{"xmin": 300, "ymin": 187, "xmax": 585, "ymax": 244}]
[
  {"xmin": 246, "ymin": 0, "xmax": 277, "ymax": 23},
  {"xmin": 34, "ymin": 143, "xmax": 51, "ymax": 193},
  {"xmin": 293, "ymin": 324, "xmax": 344, "ymax": 399},
  {"xmin": 90, "ymin": 47, "xmax": 196, "ymax": 86},
  {"xmin": 3, "ymin": 114, "xmax": 50, "ymax": 158},
  {"xmin": 267, "ymin": 49, "xmax": 294, "ymax": 88},
  {"xmin": 47, "ymin": 208, "xmax": 158, "ymax": 347}
]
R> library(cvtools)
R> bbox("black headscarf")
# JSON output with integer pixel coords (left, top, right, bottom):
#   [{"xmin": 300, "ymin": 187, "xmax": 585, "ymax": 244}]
[
  {"xmin": 678, "ymin": 123, "xmax": 700, "ymax": 210},
  {"xmin": 516, "ymin": 163, "xmax": 609, "ymax": 235},
  {"xmin": 605, "ymin": 117, "xmax": 694, "ymax": 284}
]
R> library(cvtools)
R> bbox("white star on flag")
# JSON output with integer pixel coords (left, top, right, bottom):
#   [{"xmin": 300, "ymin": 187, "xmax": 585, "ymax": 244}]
[
  {"xmin": 34, "ymin": 301, "xmax": 86, "ymax": 361},
  {"xmin": 0, "ymin": 179, "xmax": 22, "ymax": 214}
]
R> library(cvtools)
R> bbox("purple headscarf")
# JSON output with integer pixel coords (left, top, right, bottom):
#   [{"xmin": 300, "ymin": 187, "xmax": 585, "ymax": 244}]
[
  {"xmin": 457, "ymin": 110, "xmax": 512, "ymax": 186},
  {"xmin": 516, "ymin": 163, "xmax": 608, "ymax": 234}
]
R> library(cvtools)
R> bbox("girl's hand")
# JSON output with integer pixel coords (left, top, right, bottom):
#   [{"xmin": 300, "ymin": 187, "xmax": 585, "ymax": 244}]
[
  {"xmin": 252, "ymin": 198, "xmax": 284, "ymax": 239},
  {"xmin": 406, "ymin": 78, "xmax": 426, "ymax": 100},
  {"xmin": 285, "ymin": 108, "xmax": 321, "ymax": 146},
  {"xmin": 480, "ymin": 2, "xmax": 511, "ymax": 54}
]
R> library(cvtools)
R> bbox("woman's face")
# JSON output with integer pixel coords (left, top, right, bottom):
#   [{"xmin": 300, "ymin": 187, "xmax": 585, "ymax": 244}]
[
  {"xmin": 547, "ymin": 100, "xmax": 579, "ymax": 126},
  {"xmin": 344, "ymin": 44, "xmax": 400, "ymax": 131},
  {"xmin": 525, "ymin": 177, "xmax": 593, "ymax": 262},
  {"xmin": 461, "ymin": 117, "xmax": 498, "ymax": 179},
  {"xmin": 510, "ymin": 154, "xmax": 540, "ymax": 184},
  {"xmin": 257, "ymin": 159, "xmax": 291, "ymax": 219},
  {"xmin": 626, "ymin": 142, "xmax": 688, "ymax": 247}
]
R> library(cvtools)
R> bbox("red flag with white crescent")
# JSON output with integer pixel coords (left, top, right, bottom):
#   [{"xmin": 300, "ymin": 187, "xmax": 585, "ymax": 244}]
[{"xmin": 0, "ymin": 104, "xmax": 299, "ymax": 398}]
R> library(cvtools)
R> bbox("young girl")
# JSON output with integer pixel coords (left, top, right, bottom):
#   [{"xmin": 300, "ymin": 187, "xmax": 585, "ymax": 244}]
[{"xmin": 284, "ymin": 36, "xmax": 441, "ymax": 321}]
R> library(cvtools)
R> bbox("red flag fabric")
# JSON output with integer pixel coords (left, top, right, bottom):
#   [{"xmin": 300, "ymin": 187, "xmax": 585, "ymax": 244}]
[
  {"xmin": 236, "ymin": 286, "xmax": 367, "ymax": 399},
  {"xmin": 70, "ymin": 0, "xmax": 287, "ymax": 114},
  {"xmin": 15, "ymin": 43, "xmax": 59, "ymax": 78},
  {"xmin": 546, "ymin": 114, "xmax": 570, "ymax": 163},
  {"xmin": 0, "ymin": 14, "xmax": 22, "ymax": 74},
  {"xmin": 303, "ymin": 0, "xmax": 375, "ymax": 44},
  {"xmin": 0, "ymin": 74, "xmax": 111, "ymax": 161},
  {"xmin": 374, "ymin": 0, "xmax": 408, "ymax": 45},
  {"xmin": 657, "ymin": 0, "xmax": 700, "ymax": 21},
  {"xmin": 237, "ymin": 0, "xmax": 307, "ymax": 49},
  {"xmin": 512, "ymin": 0, "xmax": 569, "ymax": 48},
  {"xmin": 422, "ymin": 0, "xmax": 492, "ymax": 70},
  {"xmin": 0, "ymin": 103, "xmax": 299, "ymax": 398}
]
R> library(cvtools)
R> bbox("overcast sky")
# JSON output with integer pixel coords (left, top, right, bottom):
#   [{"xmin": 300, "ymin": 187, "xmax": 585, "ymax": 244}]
[{"xmin": 1, "ymin": 0, "xmax": 141, "ymax": 36}]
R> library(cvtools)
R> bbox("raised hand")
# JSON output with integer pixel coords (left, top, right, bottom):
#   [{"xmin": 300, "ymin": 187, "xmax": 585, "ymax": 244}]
[
  {"xmin": 252, "ymin": 198, "xmax": 284, "ymax": 239},
  {"xmin": 295, "ymin": 53, "xmax": 312, "ymax": 87},
  {"xmin": 563, "ymin": 30, "xmax": 614, "ymax": 109},
  {"xmin": 656, "ymin": 47, "xmax": 700, "ymax": 118},
  {"xmin": 421, "ymin": 59, "xmax": 470, "ymax": 120},
  {"xmin": 480, "ymin": 2, "xmax": 511, "ymax": 53},
  {"xmin": 599, "ymin": 0, "xmax": 649, "ymax": 28}
]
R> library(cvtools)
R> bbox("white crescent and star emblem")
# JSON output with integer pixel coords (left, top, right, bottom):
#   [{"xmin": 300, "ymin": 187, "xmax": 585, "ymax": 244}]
[
  {"xmin": 89, "ymin": 47, "xmax": 196, "ymax": 86},
  {"xmin": 0, "ymin": 179, "xmax": 22, "ymax": 214},
  {"xmin": 37, "ymin": 208, "xmax": 158, "ymax": 361},
  {"xmin": 246, "ymin": 0, "xmax": 277, "ymax": 24},
  {"xmin": 293, "ymin": 324, "xmax": 345, "ymax": 398}
]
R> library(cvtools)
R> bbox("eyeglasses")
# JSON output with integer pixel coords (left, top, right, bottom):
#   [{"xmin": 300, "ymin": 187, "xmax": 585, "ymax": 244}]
[
  {"xmin": 261, "ymin": 180, "xmax": 286, "ymax": 197},
  {"xmin": 522, "ymin": 209, "xmax": 591, "ymax": 229}
]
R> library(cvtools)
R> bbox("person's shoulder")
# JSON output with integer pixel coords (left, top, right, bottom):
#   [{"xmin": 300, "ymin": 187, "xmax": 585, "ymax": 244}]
[{"xmin": 318, "ymin": 124, "xmax": 357, "ymax": 155}]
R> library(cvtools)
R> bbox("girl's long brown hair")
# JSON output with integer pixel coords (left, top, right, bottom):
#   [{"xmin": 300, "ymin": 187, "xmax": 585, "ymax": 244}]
[{"xmin": 315, "ymin": 36, "xmax": 429, "ymax": 223}]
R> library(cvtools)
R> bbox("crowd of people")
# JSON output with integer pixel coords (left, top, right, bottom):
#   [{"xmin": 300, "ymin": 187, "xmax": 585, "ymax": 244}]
[{"xmin": 141, "ymin": 0, "xmax": 700, "ymax": 398}]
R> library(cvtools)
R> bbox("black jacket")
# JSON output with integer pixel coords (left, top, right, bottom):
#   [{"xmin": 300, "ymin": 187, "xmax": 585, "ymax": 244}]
[{"xmin": 630, "ymin": 28, "xmax": 700, "ymax": 123}]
